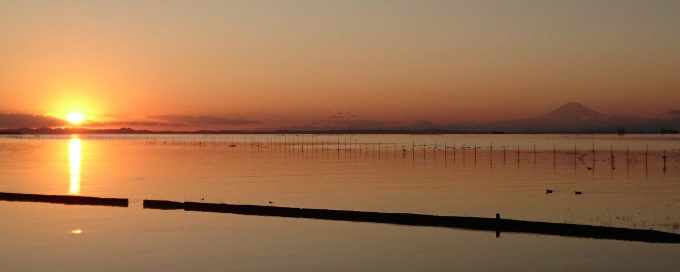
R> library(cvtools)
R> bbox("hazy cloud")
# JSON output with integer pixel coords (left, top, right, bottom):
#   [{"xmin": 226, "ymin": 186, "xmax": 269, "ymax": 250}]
[
  {"xmin": 667, "ymin": 110, "xmax": 680, "ymax": 115},
  {"xmin": 318, "ymin": 112, "xmax": 386, "ymax": 130},
  {"xmin": 329, "ymin": 112, "xmax": 357, "ymax": 120},
  {"xmin": 0, "ymin": 114, "xmax": 67, "ymax": 129},
  {"xmin": 86, "ymin": 115, "xmax": 261, "ymax": 128},
  {"xmin": 149, "ymin": 115, "xmax": 261, "ymax": 126},
  {"xmin": 89, "ymin": 121, "xmax": 187, "ymax": 127},
  {"xmin": 324, "ymin": 119, "xmax": 387, "ymax": 130}
]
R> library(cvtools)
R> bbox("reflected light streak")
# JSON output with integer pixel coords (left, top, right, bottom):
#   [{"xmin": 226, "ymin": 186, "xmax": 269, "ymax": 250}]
[{"xmin": 69, "ymin": 136, "xmax": 81, "ymax": 195}]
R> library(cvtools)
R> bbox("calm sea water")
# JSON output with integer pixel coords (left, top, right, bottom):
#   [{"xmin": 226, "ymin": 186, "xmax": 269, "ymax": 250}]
[{"xmin": 1, "ymin": 134, "xmax": 679, "ymax": 271}]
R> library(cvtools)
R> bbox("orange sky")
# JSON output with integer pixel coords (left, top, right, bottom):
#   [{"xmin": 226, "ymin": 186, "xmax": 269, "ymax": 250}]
[{"xmin": 1, "ymin": 1, "xmax": 679, "ymax": 129}]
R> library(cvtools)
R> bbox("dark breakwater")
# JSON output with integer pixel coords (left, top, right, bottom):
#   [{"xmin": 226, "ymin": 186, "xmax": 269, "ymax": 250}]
[
  {"xmin": 0, "ymin": 192, "xmax": 128, "ymax": 207},
  {"xmin": 144, "ymin": 199, "xmax": 680, "ymax": 244},
  {"xmin": 2, "ymin": 192, "xmax": 678, "ymax": 243}
]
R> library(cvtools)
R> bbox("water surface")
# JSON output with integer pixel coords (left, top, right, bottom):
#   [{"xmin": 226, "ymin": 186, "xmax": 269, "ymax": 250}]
[{"xmin": 1, "ymin": 134, "xmax": 679, "ymax": 271}]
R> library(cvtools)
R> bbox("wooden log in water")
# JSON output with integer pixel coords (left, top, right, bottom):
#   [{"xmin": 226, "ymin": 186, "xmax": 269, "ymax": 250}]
[
  {"xmin": 0, "ymin": 192, "xmax": 128, "ymax": 207},
  {"xmin": 142, "ymin": 200, "xmax": 680, "ymax": 244}
]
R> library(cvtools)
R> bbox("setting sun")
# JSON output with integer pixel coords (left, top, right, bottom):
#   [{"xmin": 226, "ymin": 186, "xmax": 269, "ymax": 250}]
[{"xmin": 66, "ymin": 112, "xmax": 85, "ymax": 124}]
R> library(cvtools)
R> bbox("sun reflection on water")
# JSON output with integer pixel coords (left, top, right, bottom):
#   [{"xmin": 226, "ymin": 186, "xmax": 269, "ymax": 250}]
[{"xmin": 69, "ymin": 136, "xmax": 81, "ymax": 195}]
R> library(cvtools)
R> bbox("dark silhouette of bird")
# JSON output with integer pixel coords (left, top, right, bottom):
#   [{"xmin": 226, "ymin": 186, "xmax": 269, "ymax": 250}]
[
  {"xmin": 546, "ymin": 189, "xmax": 553, "ymax": 194},
  {"xmin": 575, "ymin": 191, "xmax": 582, "ymax": 195},
  {"xmin": 587, "ymin": 167, "xmax": 592, "ymax": 170}
]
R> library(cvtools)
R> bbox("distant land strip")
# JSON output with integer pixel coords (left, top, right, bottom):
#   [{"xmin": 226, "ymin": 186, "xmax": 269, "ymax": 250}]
[
  {"xmin": 0, "ymin": 192, "xmax": 128, "ymax": 207},
  {"xmin": 143, "ymin": 199, "xmax": 680, "ymax": 244},
  {"xmin": 0, "ymin": 127, "xmax": 678, "ymax": 135}
]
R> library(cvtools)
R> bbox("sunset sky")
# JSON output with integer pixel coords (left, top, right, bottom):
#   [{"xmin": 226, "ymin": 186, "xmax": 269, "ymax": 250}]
[{"xmin": 1, "ymin": 0, "xmax": 679, "ymax": 130}]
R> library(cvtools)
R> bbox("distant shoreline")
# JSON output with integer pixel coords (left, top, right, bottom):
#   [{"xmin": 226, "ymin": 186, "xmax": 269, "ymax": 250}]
[{"xmin": 0, "ymin": 127, "xmax": 678, "ymax": 135}]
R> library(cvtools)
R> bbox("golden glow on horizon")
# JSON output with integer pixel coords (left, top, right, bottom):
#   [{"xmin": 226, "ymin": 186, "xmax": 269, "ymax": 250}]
[
  {"xmin": 2, "ymin": 1, "xmax": 679, "ymax": 123},
  {"xmin": 66, "ymin": 112, "xmax": 85, "ymax": 124},
  {"xmin": 69, "ymin": 136, "xmax": 81, "ymax": 195},
  {"xmin": 71, "ymin": 229, "xmax": 83, "ymax": 234}
]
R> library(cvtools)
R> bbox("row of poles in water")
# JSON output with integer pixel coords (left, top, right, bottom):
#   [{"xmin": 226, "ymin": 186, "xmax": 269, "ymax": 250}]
[
  {"xmin": 3, "ymin": 134, "xmax": 673, "ymax": 171},
  {"xmin": 238, "ymin": 136, "xmax": 672, "ymax": 170},
  {"xmin": 8, "ymin": 134, "xmax": 667, "ymax": 170}
]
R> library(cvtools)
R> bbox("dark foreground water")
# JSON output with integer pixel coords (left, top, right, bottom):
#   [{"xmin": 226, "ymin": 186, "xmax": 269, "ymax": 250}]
[{"xmin": 1, "ymin": 134, "xmax": 679, "ymax": 271}]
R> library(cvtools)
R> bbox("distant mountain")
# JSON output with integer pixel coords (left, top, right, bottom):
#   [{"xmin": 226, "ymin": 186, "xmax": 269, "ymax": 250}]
[
  {"xmin": 443, "ymin": 102, "xmax": 680, "ymax": 133},
  {"xmin": 539, "ymin": 102, "xmax": 604, "ymax": 121}
]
